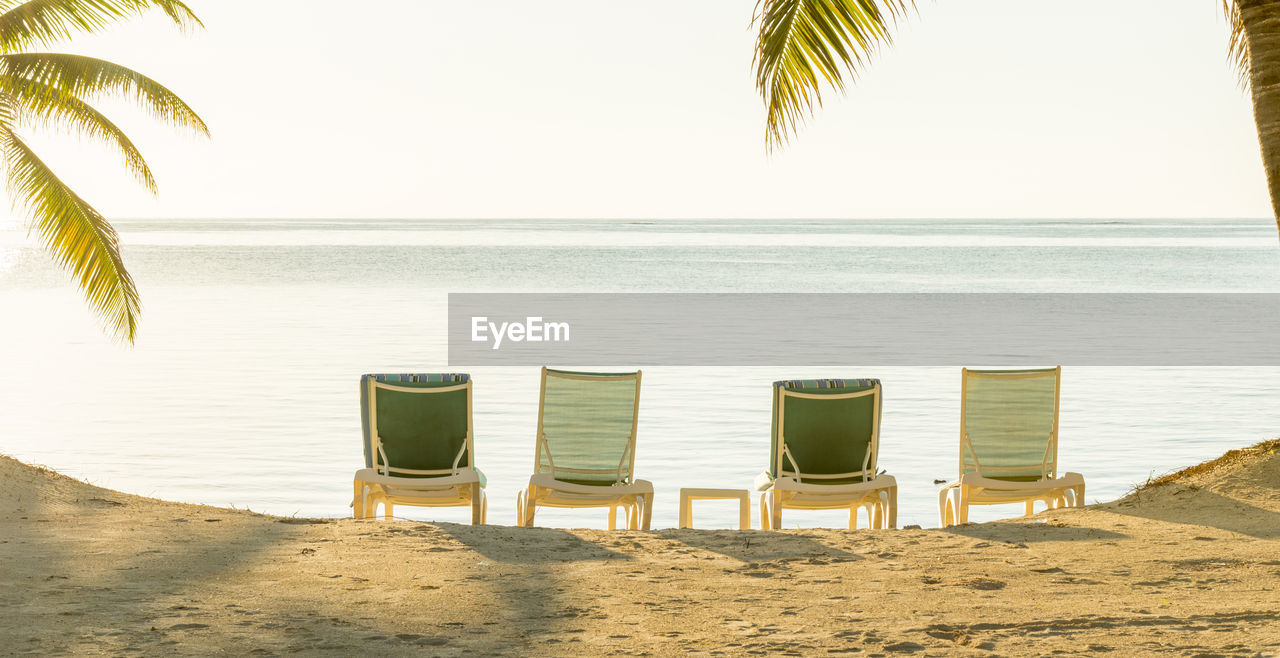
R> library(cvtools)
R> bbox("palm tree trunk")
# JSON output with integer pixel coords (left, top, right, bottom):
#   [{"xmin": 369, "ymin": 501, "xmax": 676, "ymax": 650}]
[{"xmin": 1240, "ymin": 0, "xmax": 1280, "ymax": 237}]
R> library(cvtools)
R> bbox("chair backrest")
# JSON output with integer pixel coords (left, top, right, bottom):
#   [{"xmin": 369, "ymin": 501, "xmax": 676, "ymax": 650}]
[
  {"xmin": 535, "ymin": 367, "xmax": 642, "ymax": 485},
  {"xmin": 959, "ymin": 367, "xmax": 1060, "ymax": 482},
  {"xmin": 770, "ymin": 379, "xmax": 882, "ymax": 484},
  {"xmin": 360, "ymin": 373, "xmax": 472, "ymax": 478}
]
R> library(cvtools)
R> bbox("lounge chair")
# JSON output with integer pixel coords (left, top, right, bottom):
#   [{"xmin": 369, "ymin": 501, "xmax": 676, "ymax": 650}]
[
  {"xmin": 938, "ymin": 367, "xmax": 1085, "ymax": 527},
  {"xmin": 352, "ymin": 373, "xmax": 487, "ymax": 524},
  {"xmin": 756, "ymin": 378, "xmax": 897, "ymax": 530},
  {"xmin": 516, "ymin": 367, "xmax": 653, "ymax": 530}
]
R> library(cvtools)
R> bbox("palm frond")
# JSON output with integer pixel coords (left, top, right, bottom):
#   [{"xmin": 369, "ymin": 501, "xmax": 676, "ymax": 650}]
[
  {"xmin": 0, "ymin": 0, "xmax": 201, "ymax": 53},
  {"xmin": 0, "ymin": 52, "xmax": 208, "ymax": 135},
  {"xmin": 753, "ymin": 0, "xmax": 912, "ymax": 150},
  {"xmin": 1224, "ymin": 0, "xmax": 1250, "ymax": 89},
  {"xmin": 0, "ymin": 123, "xmax": 140, "ymax": 342},
  {"xmin": 6, "ymin": 84, "xmax": 155, "ymax": 191}
]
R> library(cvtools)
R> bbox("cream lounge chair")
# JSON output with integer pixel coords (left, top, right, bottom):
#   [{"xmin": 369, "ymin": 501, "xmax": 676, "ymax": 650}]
[
  {"xmin": 516, "ymin": 367, "xmax": 653, "ymax": 530},
  {"xmin": 352, "ymin": 373, "xmax": 487, "ymax": 524},
  {"xmin": 938, "ymin": 367, "xmax": 1085, "ymax": 527},
  {"xmin": 756, "ymin": 378, "xmax": 898, "ymax": 530}
]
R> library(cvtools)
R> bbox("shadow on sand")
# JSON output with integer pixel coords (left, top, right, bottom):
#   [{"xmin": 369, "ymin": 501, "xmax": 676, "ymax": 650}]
[
  {"xmin": 1103, "ymin": 484, "xmax": 1280, "ymax": 540},
  {"xmin": 436, "ymin": 522, "xmax": 632, "ymax": 564},
  {"xmin": 434, "ymin": 522, "xmax": 635, "ymax": 650},
  {"xmin": 1, "ymin": 465, "xmax": 308, "ymax": 653},
  {"xmin": 942, "ymin": 521, "xmax": 1128, "ymax": 544},
  {"xmin": 661, "ymin": 528, "xmax": 864, "ymax": 562}
]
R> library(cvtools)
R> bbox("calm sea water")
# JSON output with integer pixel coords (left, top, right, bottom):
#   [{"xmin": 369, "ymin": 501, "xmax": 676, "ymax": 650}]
[{"xmin": 1, "ymin": 218, "xmax": 1278, "ymax": 529}]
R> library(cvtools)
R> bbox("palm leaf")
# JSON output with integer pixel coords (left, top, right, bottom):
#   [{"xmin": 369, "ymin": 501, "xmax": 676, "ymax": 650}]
[
  {"xmin": 753, "ymin": 0, "xmax": 912, "ymax": 150},
  {"xmin": 5, "ymin": 84, "xmax": 155, "ymax": 191},
  {"xmin": 0, "ymin": 0, "xmax": 201, "ymax": 53},
  {"xmin": 0, "ymin": 123, "xmax": 140, "ymax": 341},
  {"xmin": 1224, "ymin": 0, "xmax": 1250, "ymax": 88},
  {"xmin": 0, "ymin": 52, "xmax": 208, "ymax": 135}
]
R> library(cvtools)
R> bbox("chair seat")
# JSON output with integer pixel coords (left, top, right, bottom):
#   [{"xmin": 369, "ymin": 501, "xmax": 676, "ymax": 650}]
[
  {"xmin": 940, "ymin": 471, "xmax": 1084, "ymax": 504},
  {"xmin": 762, "ymin": 474, "xmax": 896, "ymax": 509},
  {"xmin": 353, "ymin": 468, "xmax": 486, "ymax": 522},
  {"xmin": 354, "ymin": 467, "xmax": 482, "ymax": 490},
  {"xmin": 527, "ymin": 472, "xmax": 653, "ymax": 504},
  {"xmin": 519, "ymin": 473, "xmax": 654, "ymax": 530},
  {"xmin": 938, "ymin": 471, "xmax": 1085, "ymax": 526},
  {"xmin": 756, "ymin": 473, "xmax": 897, "ymax": 529}
]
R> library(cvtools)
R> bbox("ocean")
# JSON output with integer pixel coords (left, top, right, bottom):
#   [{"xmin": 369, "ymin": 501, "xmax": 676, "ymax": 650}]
[{"xmin": 1, "ymin": 218, "xmax": 1278, "ymax": 529}]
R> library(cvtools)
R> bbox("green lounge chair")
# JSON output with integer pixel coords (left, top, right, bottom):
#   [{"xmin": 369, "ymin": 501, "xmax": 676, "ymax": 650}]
[
  {"xmin": 352, "ymin": 373, "xmax": 486, "ymax": 524},
  {"xmin": 516, "ymin": 367, "xmax": 653, "ymax": 530},
  {"xmin": 938, "ymin": 367, "xmax": 1085, "ymax": 527},
  {"xmin": 755, "ymin": 378, "xmax": 898, "ymax": 530}
]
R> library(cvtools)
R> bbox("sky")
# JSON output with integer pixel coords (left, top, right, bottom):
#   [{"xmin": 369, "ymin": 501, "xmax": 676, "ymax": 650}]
[{"xmin": 5, "ymin": 0, "xmax": 1272, "ymax": 220}]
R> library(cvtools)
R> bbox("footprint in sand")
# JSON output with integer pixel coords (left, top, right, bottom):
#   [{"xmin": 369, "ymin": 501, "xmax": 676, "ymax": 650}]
[
  {"xmin": 394, "ymin": 633, "xmax": 448, "ymax": 646},
  {"xmin": 167, "ymin": 623, "xmax": 210, "ymax": 631},
  {"xmin": 951, "ymin": 577, "xmax": 1006, "ymax": 591}
]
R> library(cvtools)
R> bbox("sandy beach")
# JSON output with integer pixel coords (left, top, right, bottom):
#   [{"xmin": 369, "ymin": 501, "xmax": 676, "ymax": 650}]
[
  {"xmin": 3, "ymin": 2, "xmax": 1279, "ymax": 657},
  {"xmin": 2, "ymin": 440, "xmax": 1278, "ymax": 656}
]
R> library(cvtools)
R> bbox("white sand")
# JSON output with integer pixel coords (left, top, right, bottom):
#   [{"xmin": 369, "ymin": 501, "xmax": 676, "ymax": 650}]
[{"xmin": 2, "ymin": 440, "xmax": 1278, "ymax": 655}]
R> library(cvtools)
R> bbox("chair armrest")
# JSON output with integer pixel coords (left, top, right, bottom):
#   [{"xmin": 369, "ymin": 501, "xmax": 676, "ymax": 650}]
[
  {"xmin": 957, "ymin": 471, "xmax": 1085, "ymax": 490},
  {"xmin": 354, "ymin": 468, "xmax": 480, "ymax": 488}
]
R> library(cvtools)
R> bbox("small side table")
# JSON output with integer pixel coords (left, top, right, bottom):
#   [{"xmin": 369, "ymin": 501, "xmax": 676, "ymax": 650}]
[{"xmin": 679, "ymin": 488, "xmax": 751, "ymax": 529}]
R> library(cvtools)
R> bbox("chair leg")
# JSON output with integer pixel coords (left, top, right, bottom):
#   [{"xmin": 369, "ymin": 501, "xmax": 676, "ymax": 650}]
[
  {"xmin": 640, "ymin": 495, "xmax": 653, "ymax": 531},
  {"xmin": 525, "ymin": 487, "xmax": 537, "ymax": 527},
  {"xmin": 608, "ymin": 505, "xmax": 618, "ymax": 530},
  {"xmin": 384, "ymin": 502, "xmax": 394, "ymax": 521},
  {"xmin": 471, "ymin": 484, "xmax": 483, "ymax": 525},
  {"xmin": 848, "ymin": 505, "xmax": 858, "ymax": 530},
  {"xmin": 938, "ymin": 487, "xmax": 952, "ymax": 528},
  {"xmin": 759, "ymin": 493, "xmax": 770, "ymax": 530},
  {"xmin": 885, "ymin": 486, "xmax": 898, "ymax": 530},
  {"xmin": 481, "ymin": 491, "xmax": 488, "ymax": 525},
  {"xmin": 942, "ymin": 487, "xmax": 965, "ymax": 528},
  {"xmin": 517, "ymin": 488, "xmax": 537, "ymax": 527},
  {"xmin": 770, "ymin": 489, "xmax": 782, "ymax": 531},
  {"xmin": 1073, "ymin": 484, "xmax": 1086, "ymax": 507},
  {"xmin": 1024, "ymin": 500, "xmax": 1035, "ymax": 516},
  {"xmin": 352, "ymin": 480, "xmax": 364, "ymax": 519}
]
